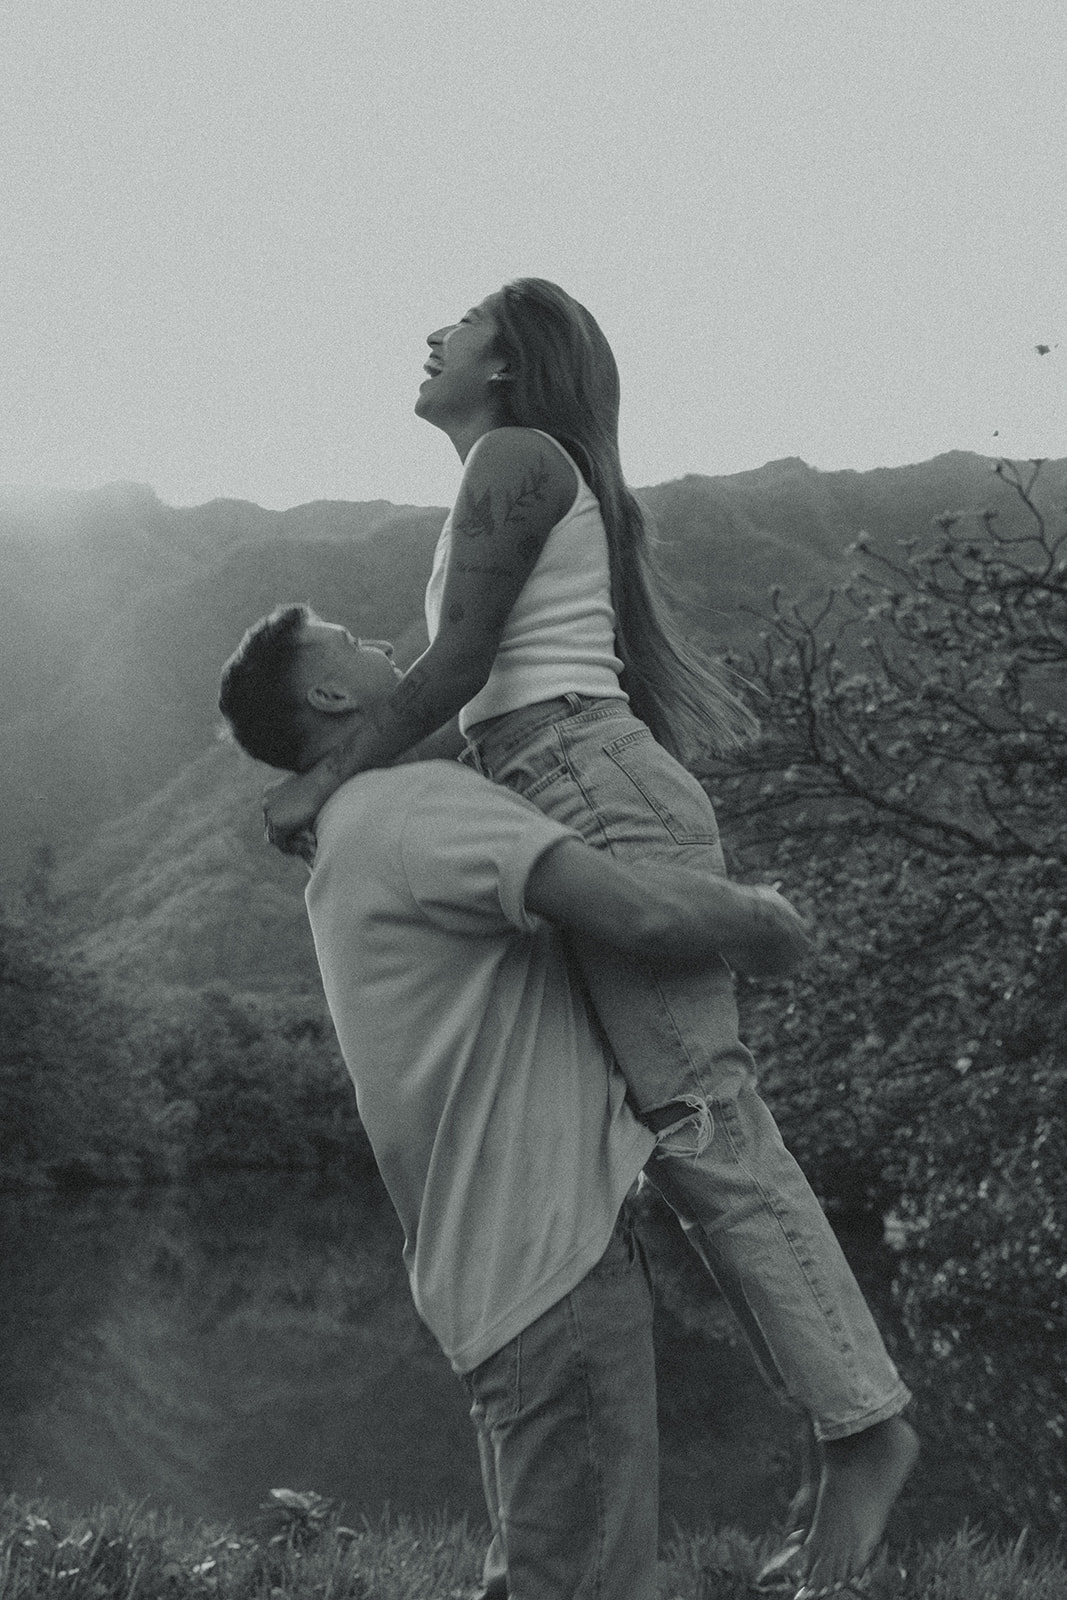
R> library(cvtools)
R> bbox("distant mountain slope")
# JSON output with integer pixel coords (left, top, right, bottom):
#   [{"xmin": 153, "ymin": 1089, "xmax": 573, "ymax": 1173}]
[
  {"xmin": 64, "ymin": 744, "xmax": 320, "ymax": 992},
  {"xmin": 0, "ymin": 500, "xmax": 446, "ymax": 876},
  {"xmin": 642, "ymin": 451, "xmax": 1065, "ymax": 626},
  {"xmin": 5, "ymin": 451, "xmax": 1065, "ymax": 987},
  {"xmin": 0, "ymin": 482, "xmax": 444, "ymax": 729}
]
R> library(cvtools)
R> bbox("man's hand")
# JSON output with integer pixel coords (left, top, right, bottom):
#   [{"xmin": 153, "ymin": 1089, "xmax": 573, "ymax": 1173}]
[
  {"xmin": 262, "ymin": 770, "xmax": 327, "ymax": 858},
  {"xmin": 525, "ymin": 840, "xmax": 813, "ymax": 978},
  {"xmin": 727, "ymin": 882, "xmax": 813, "ymax": 977}
]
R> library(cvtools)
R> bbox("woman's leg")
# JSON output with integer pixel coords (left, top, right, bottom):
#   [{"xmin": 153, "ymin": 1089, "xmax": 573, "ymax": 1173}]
[{"xmin": 467, "ymin": 701, "xmax": 915, "ymax": 1585}]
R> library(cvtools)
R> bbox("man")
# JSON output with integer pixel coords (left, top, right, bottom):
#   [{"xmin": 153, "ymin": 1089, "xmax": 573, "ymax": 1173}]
[{"xmin": 218, "ymin": 604, "xmax": 811, "ymax": 1600}]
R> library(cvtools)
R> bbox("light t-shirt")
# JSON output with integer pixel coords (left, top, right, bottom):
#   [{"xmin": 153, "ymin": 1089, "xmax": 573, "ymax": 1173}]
[
  {"xmin": 304, "ymin": 760, "xmax": 654, "ymax": 1373},
  {"xmin": 424, "ymin": 430, "xmax": 628, "ymax": 733}
]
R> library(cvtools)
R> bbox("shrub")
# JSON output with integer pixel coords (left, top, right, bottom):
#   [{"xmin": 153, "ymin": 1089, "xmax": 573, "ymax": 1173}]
[
  {"xmin": 704, "ymin": 460, "xmax": 1067, "ymax": 1533},
  {"xmin": 0, "ymin": 898, "xmax": 173, "ymax": 1188},
  {"xmin": 152, "ymin": 985, "xmax": 374, "ymax": 1175}
]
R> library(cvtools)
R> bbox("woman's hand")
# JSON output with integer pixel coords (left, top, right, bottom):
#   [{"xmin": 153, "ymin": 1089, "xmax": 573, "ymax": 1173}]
[{"xmin": 262, "ymin": 770, "xmax": 327, "ymax": 859}]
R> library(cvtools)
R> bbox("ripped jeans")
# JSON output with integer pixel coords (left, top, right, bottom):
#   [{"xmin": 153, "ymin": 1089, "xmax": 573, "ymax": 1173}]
[{"xmin": 464, "ymin": 695, "xmax": 910, "ymax": 1440}]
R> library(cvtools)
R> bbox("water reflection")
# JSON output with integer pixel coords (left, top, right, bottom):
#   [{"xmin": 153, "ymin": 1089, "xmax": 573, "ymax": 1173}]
[
  {"xmin": 0, "ymin": 1176, "xmax": 486, "ymax": 1524},
  {"xmin": 0, "ymin": 1174, "xmax": 974, "ymax": 1540}
]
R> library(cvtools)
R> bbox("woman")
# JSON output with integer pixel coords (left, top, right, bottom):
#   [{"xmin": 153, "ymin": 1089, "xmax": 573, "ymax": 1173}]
[{"xmin": 264, "ymin": 280, "xmax": 917, "ymax": 1599}]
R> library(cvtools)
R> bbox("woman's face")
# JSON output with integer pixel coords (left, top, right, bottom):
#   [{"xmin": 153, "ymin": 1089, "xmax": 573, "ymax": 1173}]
[{"xmin": 414, "ymin": 294, "xmax": 507, "ymax": 430}]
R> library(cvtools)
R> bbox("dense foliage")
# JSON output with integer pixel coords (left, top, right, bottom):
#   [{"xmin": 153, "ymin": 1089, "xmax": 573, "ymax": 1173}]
[
  {"xmin": 154, "ymin": 984, "xmax": 373, "ymax": 1173},
  {"xmin": 0, "ymin": 894, "xmax": 169, "ymax": 1188},
  {"xmin": 0, "ymin": 898, "xmax": 371, "ymax": 1191},
  {"xmin": 707, "ymin": 460, "xmax": 1067, "ymax": 1533}
]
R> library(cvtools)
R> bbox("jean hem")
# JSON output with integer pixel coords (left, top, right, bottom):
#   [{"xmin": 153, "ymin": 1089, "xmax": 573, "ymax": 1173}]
[{"xmin": 812, "ymin": 1384, "xmax": 913, "ymax": 1443}]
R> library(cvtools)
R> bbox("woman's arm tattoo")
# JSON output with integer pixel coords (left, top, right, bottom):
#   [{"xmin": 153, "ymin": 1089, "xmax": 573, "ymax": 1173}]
[
  {"xmin": 455, "ymin": 485, "xmax": 495, "ymax": 540},
  {"xmin": 454, "ymin": 455, "xmax": 551, "ymax": 543},
  {"xmin": 503, "ymin": 459, "xmax": 551, "ymax": 527},
  {"xmin": 376, "ymin": 662, "xmax": 438, "ymax": 738}
]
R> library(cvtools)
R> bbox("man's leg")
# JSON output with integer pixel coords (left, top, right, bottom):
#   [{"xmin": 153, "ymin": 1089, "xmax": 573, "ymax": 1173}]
[
  {"xmin": 468, "ymin": 1421, "xmax": 509, "ymax": 1600},
  {"xmin": 463, "ymin": 1206, "xmax": 659, "ymax": 1600}
]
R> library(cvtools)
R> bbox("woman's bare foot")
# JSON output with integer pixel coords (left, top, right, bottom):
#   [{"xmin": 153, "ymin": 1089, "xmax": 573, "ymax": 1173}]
[
  {"xmin": 754, "ymin": 1526, "xmax": 807, "ymax": 1593},
  {"xmin": 793, "ymin": 1415, "xmax": 919, "ymax": 1598},
  {"xmin": 754, "ymin": 1464, "xmax": 820, "ymax": 1591}
]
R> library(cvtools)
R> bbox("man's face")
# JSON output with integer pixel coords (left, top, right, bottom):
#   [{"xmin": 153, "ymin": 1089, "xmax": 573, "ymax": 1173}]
[{"xmin": 295, "ymin": 618, "xmax": 402, "ymax": 705}]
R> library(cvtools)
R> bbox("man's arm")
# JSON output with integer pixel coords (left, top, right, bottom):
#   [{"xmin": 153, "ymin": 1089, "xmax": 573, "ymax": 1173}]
[{"xmin": 524, "ymin": 838, "xmax": 812, "ymax": 978}]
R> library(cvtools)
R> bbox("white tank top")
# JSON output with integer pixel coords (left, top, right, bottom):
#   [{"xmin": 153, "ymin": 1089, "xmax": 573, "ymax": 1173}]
[{"xmin": 424, "ymin": 431, "xmax": 628, "ymax": 734}]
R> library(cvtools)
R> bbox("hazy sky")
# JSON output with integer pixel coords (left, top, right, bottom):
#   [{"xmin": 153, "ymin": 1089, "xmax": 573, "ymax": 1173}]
[{"xmin": 4, "ymin": 0, "xmax": 1065, "ymax": 510}]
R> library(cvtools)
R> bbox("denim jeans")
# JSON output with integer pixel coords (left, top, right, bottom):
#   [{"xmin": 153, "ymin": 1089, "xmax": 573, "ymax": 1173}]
[
  {"xmin": 463, "ymin": 1204, "xmax": 658, "ymax": 1600},
  {"xmin": 464, "ymin": 696, "xmax": 911, "ymax": 1440}
]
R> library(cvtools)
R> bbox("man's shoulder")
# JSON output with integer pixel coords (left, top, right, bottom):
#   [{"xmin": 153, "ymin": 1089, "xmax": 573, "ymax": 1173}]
[
  {"xmin": 393, "ymin": 760, "xmax": 552, "ymax": 833},
  {"xmin": 378, "ymin": 760, "xmax": 575, "ymax": 870},
  {"xmin": 312, "ymin": 763, "xmax": 488, "ymax": 887},
  {"xmin": 312, "ymin": 759, "xmax": 576, "ymax": 933},
  {"xmin": 321, "ymin": 760, "xmax": 533, "ymax": 834},
  {"xmin": 370, "ymin": 759, "xmax": 508, "ymax": 805}
]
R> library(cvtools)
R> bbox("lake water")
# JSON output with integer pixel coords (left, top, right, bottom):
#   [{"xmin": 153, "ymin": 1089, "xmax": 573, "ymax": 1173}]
[{"xmin": 0, "ymin": 1173, "xmax": 964, "ymax": 1540}]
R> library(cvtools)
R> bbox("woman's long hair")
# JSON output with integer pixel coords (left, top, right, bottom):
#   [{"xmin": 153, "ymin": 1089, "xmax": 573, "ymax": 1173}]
[{"xmin": 490, "ymin": 278, "xmax": 758, "ymax": 760}]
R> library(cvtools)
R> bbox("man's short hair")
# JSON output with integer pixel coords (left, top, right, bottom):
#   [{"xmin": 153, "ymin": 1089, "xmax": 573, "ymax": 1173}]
[{"xmin": 218, "ymin": 603, "xmax": 314, "ymax": 770}]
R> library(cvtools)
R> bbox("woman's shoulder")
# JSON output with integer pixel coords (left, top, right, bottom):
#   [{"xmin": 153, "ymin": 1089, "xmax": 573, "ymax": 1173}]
[
  {"xmin": 466, "ymin": 427, "xmax": 578, "ymax": 481},
  {"xmin": 463, "ymin": 427, "xmax": 579, "ymax": 515}
]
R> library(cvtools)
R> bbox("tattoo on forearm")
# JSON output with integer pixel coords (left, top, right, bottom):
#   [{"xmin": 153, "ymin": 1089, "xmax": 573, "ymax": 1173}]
[{"xmin": 381, "ymin": 665, "xmax": 436, "ymax": 737}]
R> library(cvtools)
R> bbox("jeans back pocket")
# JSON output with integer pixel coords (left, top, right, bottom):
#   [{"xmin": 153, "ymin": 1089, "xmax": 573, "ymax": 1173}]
[{"xmin": 603, "ymin": 727, "xmax": 723, "ymax": 848}]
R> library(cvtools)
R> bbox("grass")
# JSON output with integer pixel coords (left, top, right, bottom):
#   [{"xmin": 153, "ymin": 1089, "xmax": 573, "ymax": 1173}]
[{"xmin": 2, "ymin": 1491, "xmax": 1064, "ymax": 1600}]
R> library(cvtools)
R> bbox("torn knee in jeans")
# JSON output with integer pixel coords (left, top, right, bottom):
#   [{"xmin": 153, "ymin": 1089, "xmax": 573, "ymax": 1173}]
[{"xmin": 644, "ymin": 1094, "xmax": 713, "ymax": 1158}]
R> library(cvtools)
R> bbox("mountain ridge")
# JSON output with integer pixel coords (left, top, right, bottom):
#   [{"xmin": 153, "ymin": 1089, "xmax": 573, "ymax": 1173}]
[{"xmin": 5, "ymin": 450, "xmax": 1064, "ymax": 988}]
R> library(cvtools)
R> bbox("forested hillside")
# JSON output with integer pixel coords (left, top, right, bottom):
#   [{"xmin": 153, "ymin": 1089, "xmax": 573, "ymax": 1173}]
[
  {"xmin": 4, "ymin": 451, "xmax": 1063, "ymax": 969},
  {"xmin": 0, "ymin": 488, "xmax": 445, "ymax": 880}
]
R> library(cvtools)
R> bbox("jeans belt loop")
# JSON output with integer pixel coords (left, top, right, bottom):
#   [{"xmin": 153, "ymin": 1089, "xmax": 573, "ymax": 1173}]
[{"xmin": 460, "ymin": 740, "xmax": 486, "ymax": 776}]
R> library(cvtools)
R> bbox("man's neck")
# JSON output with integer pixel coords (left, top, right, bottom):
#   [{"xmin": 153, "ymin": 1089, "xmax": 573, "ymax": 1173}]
[
  {"xmin": 304, "ymin": 704, "xmax": 463, "ymax": 779},
  {"xmin": 307, "ymin": 735, "xmax": 420, "ymax": 776}
]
